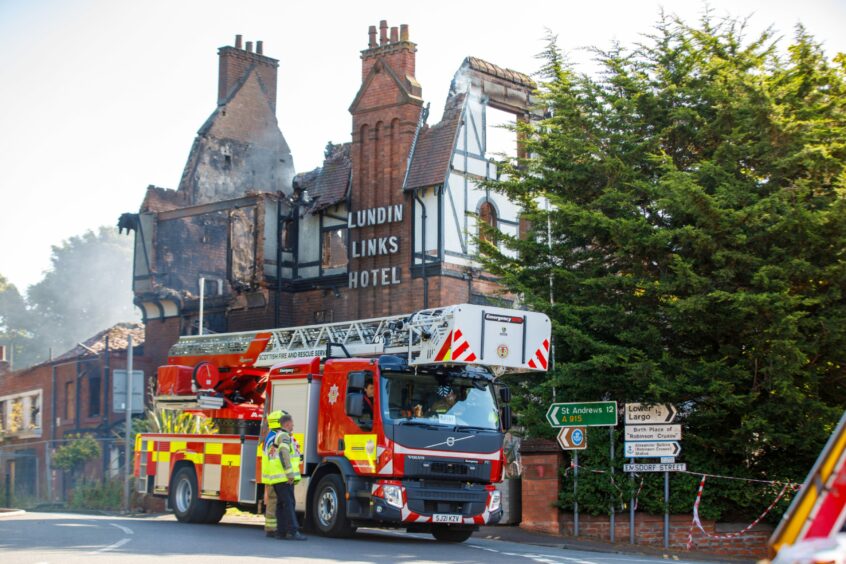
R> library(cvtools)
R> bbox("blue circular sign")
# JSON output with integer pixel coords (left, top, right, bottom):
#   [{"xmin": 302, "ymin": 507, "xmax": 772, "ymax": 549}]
[{"xmin": 572, "ymin": 429, "xmax": 584, "ymax": 445}]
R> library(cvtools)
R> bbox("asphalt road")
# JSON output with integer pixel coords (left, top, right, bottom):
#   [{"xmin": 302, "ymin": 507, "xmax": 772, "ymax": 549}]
[{"xmin": 0, "ymin": 511, "xmax": 722, "ymax": 564}]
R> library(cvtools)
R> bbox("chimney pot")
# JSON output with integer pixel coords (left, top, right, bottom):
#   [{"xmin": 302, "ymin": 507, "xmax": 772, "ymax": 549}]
[
  {"xmin": 256, "ymin": 40, "xmax": 263, "ymax": 55},
  {"xmin": 379, "ymin": 20, "xmax": 388, "ymax": 45},
  {"xmin": 400, "ymin": 24, "xmax": 409, "ymax": 41},
  {"xmin": 246, "ymin": 41, "xmax": 253, "ymax": 53},
  {"xmin": 390, "ymin": 27, "xmax": 398, "ymax": 43},
  {"xmin": 235, "ymin": 34, "xmax": 243, "ymax": 49},
  {"xmin": 368, "ymin": 25, "xmax": 377, "ymax": 48}
]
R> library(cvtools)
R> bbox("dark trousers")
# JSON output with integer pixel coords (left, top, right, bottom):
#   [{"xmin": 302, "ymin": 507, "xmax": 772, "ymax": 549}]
[{"xmin": 273, "ymin": 482, "xmax": 298, "ymax": 535}]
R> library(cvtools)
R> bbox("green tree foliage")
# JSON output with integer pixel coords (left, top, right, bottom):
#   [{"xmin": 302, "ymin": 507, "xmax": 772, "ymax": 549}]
[
  {"xmin": 484, "ymin": 14, "xmax": 846, "ymax": 520},
  {"xmin": 0, "ymin": 226, "xmax": 137, "ymax": 368},
  {"xmin": 0, "ymin": 274, "xmax": 36, "ymax": 367},
  {"xmin": 53, "ymin": 433, "xmax": 102, "ymax": 485}
]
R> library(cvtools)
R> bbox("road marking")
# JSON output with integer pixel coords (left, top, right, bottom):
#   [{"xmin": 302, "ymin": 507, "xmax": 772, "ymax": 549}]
[
  {"xmin": 109, "ymin": 523, "xmax": 134, "ymax": 535},
  {"xmin": 88, "ymin": 537, "xmax": 131, "ymax": 554}
]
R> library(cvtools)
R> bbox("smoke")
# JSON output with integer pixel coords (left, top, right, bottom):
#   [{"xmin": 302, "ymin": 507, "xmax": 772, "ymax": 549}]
[{"xmin": 17, "ymin": 226, "xmax": 140, "ymax": 366}]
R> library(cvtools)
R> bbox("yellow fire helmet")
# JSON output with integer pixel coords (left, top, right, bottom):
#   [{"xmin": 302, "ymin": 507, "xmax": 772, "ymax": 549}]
[{"xmin": 267, "ymin": 410, "xmax": 287, "ymax": 429}]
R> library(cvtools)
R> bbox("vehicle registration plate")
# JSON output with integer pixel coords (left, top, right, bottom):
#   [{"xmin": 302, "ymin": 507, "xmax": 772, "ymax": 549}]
[{"xmin": 433, "ymin": 514, "xmax": 462, "ymax": 523}]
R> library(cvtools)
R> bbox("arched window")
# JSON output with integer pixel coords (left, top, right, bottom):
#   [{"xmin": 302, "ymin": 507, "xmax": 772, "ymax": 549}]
[{"xmin": 479, "ymin": 201, "xmax": 497, "ymax": 246}]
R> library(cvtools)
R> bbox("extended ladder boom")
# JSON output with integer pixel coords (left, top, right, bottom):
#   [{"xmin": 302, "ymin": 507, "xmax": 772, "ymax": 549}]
[{"xmin": 168, "ymin": 303, "xmax": 551, "ymax": 374}]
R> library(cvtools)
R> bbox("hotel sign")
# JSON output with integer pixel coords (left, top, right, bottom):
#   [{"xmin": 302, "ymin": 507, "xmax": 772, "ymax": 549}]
[{"xmin": 348, "ymin": 204, "xmax": 404, "ymax": 289}]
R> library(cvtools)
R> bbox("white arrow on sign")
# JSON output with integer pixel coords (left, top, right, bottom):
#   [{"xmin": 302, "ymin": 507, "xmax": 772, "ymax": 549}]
[
  {"xmin": 625, "ymin": 403, "xmax": 678, "ymax": 425},
  {"xmin": 557, "ymin": 426, "xmax": 587, "ymax": 450},
  {"xmin": 624, "ymin": 424, "xmax": 682, "ymax": 441},
  {"xmin": 624, "ymin": 441, "xmax": 681, "ymax": 458}
]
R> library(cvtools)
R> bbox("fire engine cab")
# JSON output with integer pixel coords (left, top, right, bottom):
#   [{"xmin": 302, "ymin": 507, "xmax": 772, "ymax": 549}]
[{"xmin": 135, "ymin": 303, "xmax": 551, "ymax": 542}]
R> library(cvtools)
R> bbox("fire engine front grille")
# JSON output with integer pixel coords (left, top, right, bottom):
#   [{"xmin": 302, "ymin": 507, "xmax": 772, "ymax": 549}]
[
  {"xmin": 430, "ymin": 462, "xmax": 469, "ymax": 475},
  {"xmin": 403, "ymin": 458, "xmax": 490, "ymax": 482},
  {"xmin": 403, "ymin": 482, "xmax": 489, "ymax": 516}
]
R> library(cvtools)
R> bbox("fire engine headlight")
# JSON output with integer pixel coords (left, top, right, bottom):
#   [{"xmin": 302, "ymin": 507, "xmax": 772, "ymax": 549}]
[
  {"xmin": 488, "ymin": 490, "xmax": 502, "ymax": 512},
  {"xmin": 382, "ymin": 485, "xmax": 403, "ymax": 509}
]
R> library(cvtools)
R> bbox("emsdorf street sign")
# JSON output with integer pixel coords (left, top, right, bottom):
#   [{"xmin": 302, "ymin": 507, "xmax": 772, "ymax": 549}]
[
  {"xmin": 624, "ymin": 441, "xmax": 681, "ymax": 458},
  {"xmin": 546, "ymin": 401, "xmax": 617, "ymax": 427},
  {"xmin": 623, "ymin": 463, "xmax": 687, "ymax": 473},
  {"xmin": 624, "ymin": 424, "xmax": 682, "ymax": 441},
  {"xmin": 625, "ymin": 403, "xmax": 678, "ymax": 424}
]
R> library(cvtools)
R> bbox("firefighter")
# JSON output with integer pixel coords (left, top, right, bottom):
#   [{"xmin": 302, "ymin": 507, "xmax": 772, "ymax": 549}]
[
  {"xmin": 261, "ymin": 410, "xmax": 286, "ymax": 538},
  {"xmin": 275, "ymin": 413, "xmax": 306, "ymax": 540}
]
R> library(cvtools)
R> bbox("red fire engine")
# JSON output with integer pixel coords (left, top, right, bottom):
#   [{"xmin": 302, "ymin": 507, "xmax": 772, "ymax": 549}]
[{"xmin": 134, "ymin": 303, "xmax": 550, "ymax": 542}]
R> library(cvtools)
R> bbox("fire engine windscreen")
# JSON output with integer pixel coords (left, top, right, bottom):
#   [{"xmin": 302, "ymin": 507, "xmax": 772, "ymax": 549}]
[{"xmin": 380, "ymin": 373, "xmax": 499, "ymax": 430}]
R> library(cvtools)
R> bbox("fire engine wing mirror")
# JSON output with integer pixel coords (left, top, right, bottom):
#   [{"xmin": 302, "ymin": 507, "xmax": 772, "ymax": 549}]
[
  {"xmin": 347, "ymin": 371, "xmax": 368, "ymax": 390},
  {"xmin": 500, "ymin": 405, "xmax": 512, "ymax": 432},
  {"xmin": 346, "ymin": 391, "xmax": 365, "ymax": 418},
  {"xmin": 499, "ymin": 386, "xmax": 512, "ymax": 404}
]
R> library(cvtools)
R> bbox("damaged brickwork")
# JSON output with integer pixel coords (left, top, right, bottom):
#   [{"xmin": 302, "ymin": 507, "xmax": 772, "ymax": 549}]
[{"xmin": 121, "ymin": 24, "xmax": 536, "ymax": 367}]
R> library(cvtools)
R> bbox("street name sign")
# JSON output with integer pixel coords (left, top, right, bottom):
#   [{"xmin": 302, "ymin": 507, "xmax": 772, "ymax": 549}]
[
  {"xmin": 546, "ymin": 401, "xmax": 617, "ymax": 427},
  {"xmin": 624, "ymin": 441, "xmax": 681, "ymax": 458},
  {"xmin": 557, "ymin": 427, "xmax": 587, "ymax": 450},
  {"xmin": 625, "ymin": 403, "xmax": 677, "ymax": 424},
  {"xmin": 624, "ymin": 424, "xmax": 682, "ymax": 441},
  {"xmin": 624, "ymin": 463, "xmax": 687, "ymax": 473}
]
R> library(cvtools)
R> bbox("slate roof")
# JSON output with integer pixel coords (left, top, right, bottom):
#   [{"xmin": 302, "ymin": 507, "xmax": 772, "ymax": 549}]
[
  {"xmin": 295, "ymin": 143, "xmax": 352, "ymax": 213},
  {"xmin": 404, "ymin": 93, "xmax": 466, "ymax": 190},
  {"xmin": 53, "ymin": 322, "xmax": 146, "ymax": 363}
]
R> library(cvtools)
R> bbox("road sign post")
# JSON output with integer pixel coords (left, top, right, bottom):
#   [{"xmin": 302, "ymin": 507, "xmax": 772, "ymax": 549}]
[{"xmin": 546, "ymin": 401, "xmax": 617, "ymax": 427}]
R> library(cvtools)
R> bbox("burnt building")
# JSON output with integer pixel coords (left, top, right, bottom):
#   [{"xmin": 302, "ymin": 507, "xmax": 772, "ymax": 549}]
[
  {"xmin": 121, "ymin": 23, "xmax": 535, "ymax": 371},
  {"xmin": 0, "ymin": 323, "xmax": 148, "ymax": 502}
]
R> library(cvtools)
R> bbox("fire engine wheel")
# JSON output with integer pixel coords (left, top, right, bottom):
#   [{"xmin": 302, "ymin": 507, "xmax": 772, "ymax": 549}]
[
  {"xmin": 431, "ymin": 526, "xmax": 474, "ymax": 543},
  {"xmin": 312, "ymin": 474, "xmax": 355, "ymax": 538},
  {"xmin": 170, "ymin": 466, "xmax": 212, "ymax": 523},
  {"xmin": 203, "ymin": 501, "xmax": 226, "ymax": 524}
]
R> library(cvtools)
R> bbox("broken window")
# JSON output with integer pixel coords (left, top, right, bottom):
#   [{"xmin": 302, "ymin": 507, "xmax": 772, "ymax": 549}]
[
  {"xmin": 321, "ymin": 228, "xmax": 348, "ymax": 272},
  {"xmin": 281, "ymin": 220, "xmax": 294, "ymax": 252},
  {"xmin": 229, "ymin": 208, "xmax": 257, "ymax": 286},
  {"xmin": 88, "ymin": 376, "xmax": 101, "ymax": 418},
  {"xmin": 479, "ymin": 201, "xmax": 497, "ymax": 246},
  {"xmin": 27, "ymin": 393, "xmax": 40, "ymax": 430},
  {"xmin": 485, "ymin": 106, "xmax": 517, "ymax": 159},
  {"xmin": 10, "ymin": 397, "xmax": 23, "ymax": 433},
  {"xmin": 65, "ymin": 381, "xmax": 74, "ymax": 421}
]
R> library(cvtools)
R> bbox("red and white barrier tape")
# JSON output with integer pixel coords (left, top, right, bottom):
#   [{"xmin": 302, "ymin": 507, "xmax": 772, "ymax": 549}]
[{"xmin": 686, "ymin": 475, "xmax": 792, "ymax": 550}]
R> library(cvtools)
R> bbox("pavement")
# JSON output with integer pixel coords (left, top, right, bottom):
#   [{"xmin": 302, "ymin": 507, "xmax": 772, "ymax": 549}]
[
  {"xmin": 1, "ymin": 507, "xmax": 754, "ymax": 563},
  {"xmin": 476, "ymin": 525, "xmax": 756, "ymax": 563}
]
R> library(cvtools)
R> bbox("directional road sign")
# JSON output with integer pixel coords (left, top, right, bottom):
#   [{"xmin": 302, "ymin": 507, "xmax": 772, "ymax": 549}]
[
  {"xmin": 624, "ymin": 424, "xmax": 682, "ymax": 441},
  {"xmin": 557, "ymin": 426, "xmax": 587, "ymax": 450},
  {"xmin": 624, "ymin": 463, "xmax": 686, "ymax": 473},
  {"xmin": 624, "ymin": 441, "xmax": 681, "ymax": 458},
  {"xmin": 625, "ymin": 403, "xmax": 677, "ymax": 425},
  {"xmin": 546, "ymin": 401, "xmax": 617, "ymax": 427}
]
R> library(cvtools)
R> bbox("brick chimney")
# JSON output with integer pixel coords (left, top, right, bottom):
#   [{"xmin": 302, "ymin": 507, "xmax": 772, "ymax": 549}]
[
  {"xmin": 347, "ymin": 21, "xmax": 424, "ymax": 319},
  {"xmin": 360, "ymin": 21, "xmax": 417, "ymax": 87},
  {"xmin": 218, "ymin": 35, "xmax": 280, "ymax": 113}
]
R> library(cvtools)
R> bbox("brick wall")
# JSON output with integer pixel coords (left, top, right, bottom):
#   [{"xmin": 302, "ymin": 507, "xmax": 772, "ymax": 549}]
[
  {"xmin": 557, "ymin": 512, "xmax": 771, "ymax": 559},
  {"xmin": 519, "ymin": 442, "xmax": 772, "ymax": 559},
  {"xmin": 520, "ymin": 439, "xmax": 562, "ymax": 534}
]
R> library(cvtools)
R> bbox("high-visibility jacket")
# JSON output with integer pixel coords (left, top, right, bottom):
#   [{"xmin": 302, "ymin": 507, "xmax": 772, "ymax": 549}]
[
  {"xmin": 261, "ymin": 430, "xmax": 286, "ymax": 485},
  {"xmin": 277, "ymin": 430, "xmax": 302, "ymax": 483}
]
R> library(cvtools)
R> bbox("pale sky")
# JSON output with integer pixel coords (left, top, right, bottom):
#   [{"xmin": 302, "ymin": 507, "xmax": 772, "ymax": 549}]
[{"xmin": 1, "ymin": 0, "xmax": 844, "ymax": 292}]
